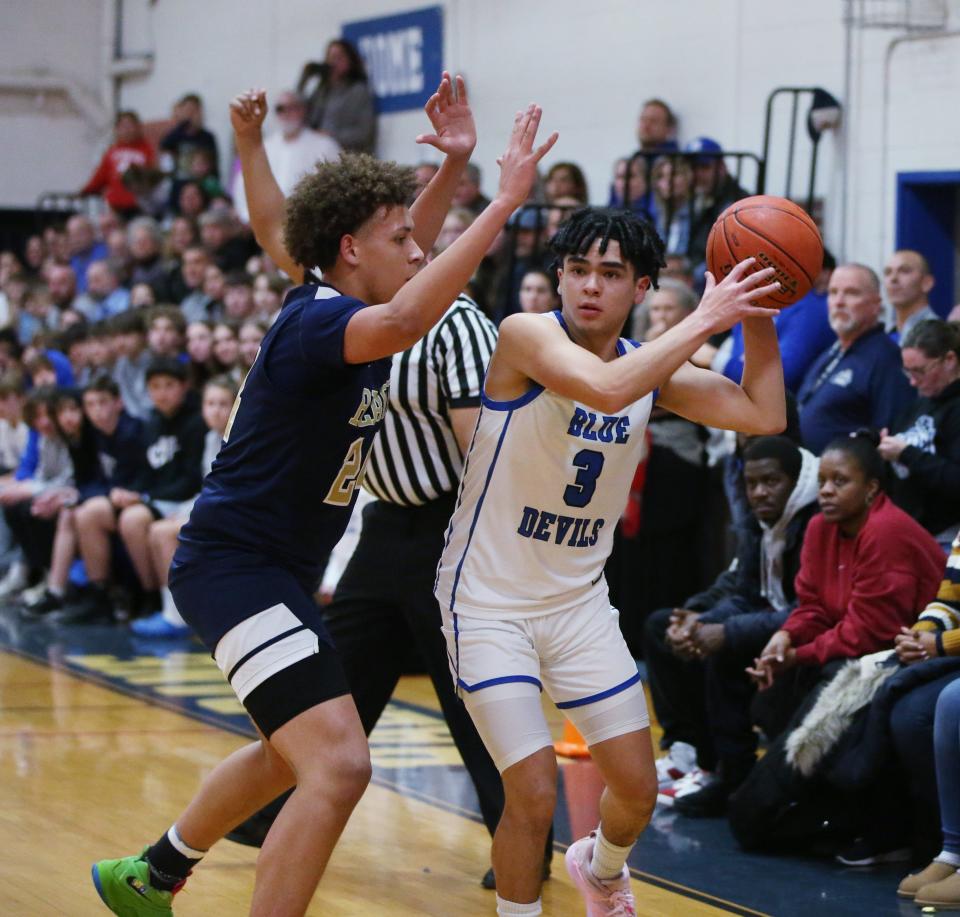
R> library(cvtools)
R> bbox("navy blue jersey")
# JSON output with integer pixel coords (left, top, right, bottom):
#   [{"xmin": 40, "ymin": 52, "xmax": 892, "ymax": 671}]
[{"xmin": 180, "ymin": 283, "xmax": 390, "ymax": 584}]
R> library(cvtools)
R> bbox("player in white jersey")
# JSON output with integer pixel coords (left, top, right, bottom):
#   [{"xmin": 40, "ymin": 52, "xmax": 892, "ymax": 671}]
[{"xmin": 435, "ymin": 206, "xmax": 785, "ymax": 917}]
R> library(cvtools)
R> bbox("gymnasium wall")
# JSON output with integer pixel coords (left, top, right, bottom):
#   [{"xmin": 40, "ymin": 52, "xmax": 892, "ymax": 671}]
[
  {"xmin": 7, "ymin": 0, "xmax": 960, "ymax": 272},
  {"xmin": 0, "ymin": 0, "xmax": 110, "ymax": 209}
]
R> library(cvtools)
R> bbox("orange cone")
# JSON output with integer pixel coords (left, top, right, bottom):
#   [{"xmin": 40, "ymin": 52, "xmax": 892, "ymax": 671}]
[{"xmin": 554, "ymin": 719, "xmax": 591, "ymax": 758}]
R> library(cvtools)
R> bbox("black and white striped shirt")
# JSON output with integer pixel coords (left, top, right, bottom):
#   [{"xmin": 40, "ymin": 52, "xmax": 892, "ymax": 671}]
[{"xmin": 363, "ymin": 295, "xmax": 496, "ymax": 506}]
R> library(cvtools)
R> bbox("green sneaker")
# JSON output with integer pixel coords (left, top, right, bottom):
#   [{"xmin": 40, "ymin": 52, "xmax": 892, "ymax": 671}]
[{"xmin": 91, "ymin": 848, "xmax": 174, "ymax": 916}]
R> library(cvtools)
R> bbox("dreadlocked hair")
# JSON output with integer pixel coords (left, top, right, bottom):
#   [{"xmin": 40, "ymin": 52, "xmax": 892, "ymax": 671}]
[
  {"xmin": 283, "ymin": 153, "xmax": 417, "ymax": 271},
  {"xmin": 549, "ymin": 206, "xmax": 667, "ymax": 287}
]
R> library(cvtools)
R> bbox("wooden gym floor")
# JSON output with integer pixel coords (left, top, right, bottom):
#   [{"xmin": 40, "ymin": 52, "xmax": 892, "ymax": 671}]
[{"xmin": 0, "ymin": 612, "xmax": 906, "ymax": 915}]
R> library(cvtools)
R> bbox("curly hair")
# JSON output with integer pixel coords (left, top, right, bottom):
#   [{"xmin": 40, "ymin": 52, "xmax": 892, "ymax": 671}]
[{"xmin": 284, "ymin": 153, "xmax": 416, "ymax": 271}]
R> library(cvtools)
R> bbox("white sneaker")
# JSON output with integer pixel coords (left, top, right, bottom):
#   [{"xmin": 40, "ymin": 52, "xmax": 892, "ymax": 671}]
[
  {"xmin": 654, "ymin": 741, "xmax": 697, "ymax": 789},
  {"xmin": 657, "ymin": 767, "xmax": 717, "ymax": 807},
  {"xmin": 0, "ymin": 562, "xmax": 29, "ymax": 601},
  {"xmin": 20, "ymin": 581, "xmax": 47, "ymax": 606}
]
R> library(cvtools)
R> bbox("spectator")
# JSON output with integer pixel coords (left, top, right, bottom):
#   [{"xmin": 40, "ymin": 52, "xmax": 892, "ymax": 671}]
[
  {"xmin": 86, "ymin": 322, "xmax": 116, "ymax": 380},
  {"xmin": 238, "ymin": 320, "xmax": 266, "ymax": 372},
  {"xmin": 884, "ymin": 249, "xmax": 939, "ymax": 345},
  {"xmin": 453, "ymin": 162, "xmax": 491, "ymax": 216},
  {"xmin": 68, "ymin": 358, "xmax": 205, "ymax": 621},
  {"xmin": 129, "ymin": 282, "xmax": 157, "ymax": 309},
  {"xmin": 23, "ymin": 236, "xmax": 46, "ymax": 276},
  {"xmin": 894, "ymin": 535, "xmax": 960, "ymax": 905},
  {"xmin": 608, "ymin": 156, "xmax": 652, "ymax": 216},
  {"xmin": 0, "ymin": 373, "xmax": 27, "ymax": 475},
  {"xmin": 185, "ymin": 320, "xmax": 215, "ymax": 389},
  {"xmin": 517, "ymin": 269, "xmax": 559, "ymax": 314},
  {"xmin": 199, "ymin": 210, "xmax": 250, "ymax": 273},
  {"xmin": 222, "ymin": 272, "xmax": 255, "ymax": 320},
  {"xmin": 797, "ymin": 263, "xmax": 915, "ymax": 454},
  {"xmin": 232, "ymin": 90, "xmax": 341, "ymax": 224},
  {"xmin": 719, "ymin": 249, "xmax": 837, "ymax": 393},
  {"xmin": 433, "ymin": 207, "xmax": 475, "ymax": 256},
  {"xmin": 251, "ymin": 272, "xmax": 286, "ymax": 322},
  {"xmin": 635, "ymin": 98, "xmax": 679, "ymax": 154},
  {"xmin": 66, "ymin": 216, "xmax": 108, "ymax": 294},
  {"xmin": 131, "ymin": 375, "xmax": 236, "ymax": 638},
  {"xmin": 544, "ymin": 162, "xmax": 588, "ymax": 204},
  {"xmin": 646, "ymin": 436, "xmax": 820, "ymax": 815},
  {"xmin": 80, "ymin": 111, "xmax": 156, "ymax": 217},
  {"xmin": 0, "ymin": 387, "xmax": 73, "ymax": 599},
  {"xmin": 128, "ymin": 217, "xmax": 171, "ymax": 298},
  {"xmin": 300, "ymin": 39, "xmax": 376, "ymax": 153},
  {"xmin": 159, "ymin": 93, "xmax": 220, "ymax": 182},
  {"xmin": 165, "ymin": 216, "xmax": 199, "ymax": 262},
  {"xmin": 175, "ymin": 246, "xmax": 213, "ymax": 321},
  {"xmin": 650, "ymin": 155, "xmax": 695, "ymax": 259},
  {"xmin": 146, "ymin": 306, "xmax": 186, "ymax": 360},
  {"xmin": 642, "ymin": 278, "xmax": 698, "ymax": 342},
  {"xmin": 78, "ymin": 260, "xmax": 131, "ymax": 323},
  {"xmin": 202, "ymin": 263, "xmax": 226, "ymax": 319},
  {"xmin": 61, "ymin": 325, "xmax": 91, "ymax": 385},
  {"xmin": 111, "ymin": 310, "xmax": 153, "ymax": 419},
  {"xmin": 105, "ymin": 227, "xmax": 132, "ymax": 276},
  {"xmin": 19, "ymin": 283, "xmax": 58, "ymax": 346},
  {"xmin": 412, "ymin": 162, "xmax": 439, "ymax": 199},
  {"xmin": 879, "ymin": 319, "xmax": 960, "ymax": 540},
  {"xmin": 176, "ymin": 180, "xmax": 210, "ymax": 220},
  {"xmin": 748, "ymin": 431, "xmax": 943, "ymax": 693},
  {"xmin": 23, "ymin": 376, "xmax": 145, "ymax": 618},
  {"xmin": 0, "ymin": 271, "xmax": 29, "ymax": 331},
  {"xmin": 210, "ymin": 320, "xmax": 241, "ymax": 381},
  {"xmin": 46, "ymin": 264, "xmax": 79, "ymax": 314},
  {"xmin": 685, "ymin": 137, "xmax": 749, "ymax": 262}
]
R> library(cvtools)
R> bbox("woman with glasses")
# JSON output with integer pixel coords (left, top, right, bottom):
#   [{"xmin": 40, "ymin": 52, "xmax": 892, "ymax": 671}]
[{"xmin": 879, "ymin": 319, "xmax": 960, "ymax": 542}]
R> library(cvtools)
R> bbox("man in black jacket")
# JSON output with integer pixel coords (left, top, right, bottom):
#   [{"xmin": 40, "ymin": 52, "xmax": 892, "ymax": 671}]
[{"xmin": 644, "ymin": 436, "xmax": 819, "ymax": 815}]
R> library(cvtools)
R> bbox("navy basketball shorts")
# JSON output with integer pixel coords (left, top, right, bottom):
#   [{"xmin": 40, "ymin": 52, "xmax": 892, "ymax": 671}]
[{"xmin": 169, "ymin": 548, "xmax": 350, "ymax": 738}]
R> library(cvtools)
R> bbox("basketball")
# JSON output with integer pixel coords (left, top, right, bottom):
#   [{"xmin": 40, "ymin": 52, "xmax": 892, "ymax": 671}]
[{"xmin": 706, "ymin": 195, "xmax": 824, "ymax": 308}]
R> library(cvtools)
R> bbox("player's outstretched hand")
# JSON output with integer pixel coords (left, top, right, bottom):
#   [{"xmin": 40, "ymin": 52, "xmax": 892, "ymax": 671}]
[
  {"xmin": 416, "ymin": 72, "xmax": 476, "ymax": 162},
  {"xmin": 696, "ymin": 259, "xmax": 782, "ymax": 333},
  {"xmin": 495, "ymin": 104, "xmax": 559, "ymax": 210},
  {"xmin": 230, "ymin": 89, "xmax": 268, "ymax": 140}
]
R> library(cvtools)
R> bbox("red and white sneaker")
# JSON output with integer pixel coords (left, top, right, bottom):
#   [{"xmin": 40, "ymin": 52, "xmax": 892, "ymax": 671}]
[
  {"xmin": 654, "ymin": 741, "xmax": 697, "ymax": 790},
  {"xmin": 564, "ymin": 835, "xmax": 637, "ymax": 916},
  {"xmin": 657, "ymin": 766, "xmax": 717, "ymax": 807}
]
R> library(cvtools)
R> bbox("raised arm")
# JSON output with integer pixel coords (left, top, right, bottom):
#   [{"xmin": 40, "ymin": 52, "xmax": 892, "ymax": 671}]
[
  {"xmin": 230, "ymin": 89, "xmax": 304, "ymax": 282},
  {"xmin": 658, "ymin": 314, "xmax": 786, "ymax": 434},
  {"xmin": 342, "ymin": 105, "xmax": 557, "ymax": 365},
  {"xmin": 408, "ymin": 72, "xmax": 476, "ymax": 255},
  {"xmin": 488, "ymin": 260, "xmax": 782, "ymax": 418}
]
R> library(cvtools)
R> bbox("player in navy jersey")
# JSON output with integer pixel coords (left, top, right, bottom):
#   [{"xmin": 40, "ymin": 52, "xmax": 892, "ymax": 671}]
[
  {"xmin": 434, "ymin": 207, "xmax": 786, "ymax": 917},
  {"xmin": 92, "ymin": 74, "xmax": 557, "ymax": 917}
]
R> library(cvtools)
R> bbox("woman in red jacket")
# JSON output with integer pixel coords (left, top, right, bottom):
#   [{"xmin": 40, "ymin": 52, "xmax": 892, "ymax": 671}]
[
  {"xmin": 80, "ymin": 111, "xmax": 155, "ymax": 217},
  {"xmin": 749, "ymin": 429, "xmax": 944, "ymax": 688}
]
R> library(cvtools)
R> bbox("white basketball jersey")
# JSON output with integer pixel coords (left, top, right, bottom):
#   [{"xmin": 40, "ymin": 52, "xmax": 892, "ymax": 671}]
[{"xmin": 435, "ymin": 327, "xmax": 654, "ymax": 620}]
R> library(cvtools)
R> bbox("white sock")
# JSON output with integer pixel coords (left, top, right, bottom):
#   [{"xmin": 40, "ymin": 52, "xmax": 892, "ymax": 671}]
[
  {"xmin": 161, "ymin": 587, "xmax": 186, "ymax": 627},
  {"xmin": 48, "ymin": 584, "xmax": 64, "ymax": 598},
  {"xmin": 590, "ymin": 826, "xmax": 634, "ymax": 880},
  {"xmin": 168, "ymin": 824, "xmax": 207, "ymax": 859},
  {"xmin": 496, "ymin": 896, "xmax": 541, "ymax": 916},
  {"xmin": 935, "ymin": 850, "xmax": 960, "ymax": 867}
]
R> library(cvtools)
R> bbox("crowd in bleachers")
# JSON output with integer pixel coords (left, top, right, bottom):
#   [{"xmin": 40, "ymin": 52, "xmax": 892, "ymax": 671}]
[{"xmin": 4, "ymin": 44, "xmax": 960, "ymax": 906}]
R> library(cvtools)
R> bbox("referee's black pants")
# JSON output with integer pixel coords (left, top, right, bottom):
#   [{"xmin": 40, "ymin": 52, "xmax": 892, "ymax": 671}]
[{"xmin": 323, "ymin": 493, "xmax": 506, "ymax": 834}]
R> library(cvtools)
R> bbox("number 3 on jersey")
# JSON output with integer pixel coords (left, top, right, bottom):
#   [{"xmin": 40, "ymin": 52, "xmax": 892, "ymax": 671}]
[
  {"xmin": 324, "ymin": 437, "xmax": 369, "ymax": 506},
  {"xmin": 563, "ymin": 448, "xmax": 605, "ymax": 508}
]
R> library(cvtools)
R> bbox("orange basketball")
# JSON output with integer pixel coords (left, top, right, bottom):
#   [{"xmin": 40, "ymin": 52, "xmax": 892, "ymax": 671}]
[{"xmin": 705, "ymin": 195, "xmax": 824, "ymax": 308}]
